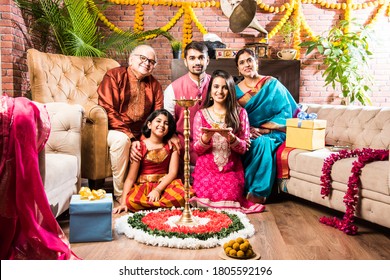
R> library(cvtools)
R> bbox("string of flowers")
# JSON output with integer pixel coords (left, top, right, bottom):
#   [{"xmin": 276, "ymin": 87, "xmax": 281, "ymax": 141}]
[
  {"xmin": 87, "ymin": 0, "xmax": 389, "ymax": 47},
  {"xmin": 320, "ymin": 148, "xmax": 389, "ymax": 235},
  {"xmin": 182, "ymin": 5, "xmax": 193, "ymax": 49},
  {"xmin": 388, "ymin": 1, "xmax": 390, "ymax": 16},
  {"xmin": 134, "ymin": 3, "xmax": 144, "ymax": 32},
  {"xmin": 188, "ymin": 5, "xmax": 208, "ymax": 35},
  {"xmin": 344, "ymin": 0, "xmax": 352, "ymax": 30},
  {"xmin": 366, "ymin": 1, "xmax": 390, "ymax": 27},
  {"xmin": 267, "ymin": 1, "xmax": 295, "ymax": 40},
  {"xmin": 292, "ymin": 0, "xmax": 302, "ymax": 59}
]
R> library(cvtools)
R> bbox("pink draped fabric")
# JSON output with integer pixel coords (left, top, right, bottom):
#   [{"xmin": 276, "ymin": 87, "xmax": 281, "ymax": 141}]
[{"xmin": 0, "ymin": 96, "xmax": 79, "ymax": 260}]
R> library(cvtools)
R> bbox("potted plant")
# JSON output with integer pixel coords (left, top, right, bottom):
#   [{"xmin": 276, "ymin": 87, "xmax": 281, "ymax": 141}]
[
  {"xmin": 300, "ymin": 19, "xmax": 374, "ymax": 105},
  {"xmin": 171, "ymin": 40, "xmax": 182, "ymax": 59},
  {"xmin": 278, "ymin": 19, "xmax": 299, "ymax": 60}
]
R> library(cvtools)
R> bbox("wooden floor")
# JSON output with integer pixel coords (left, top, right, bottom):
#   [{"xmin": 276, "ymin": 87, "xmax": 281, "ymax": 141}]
[{"xmin": 58, "ymin": 192, "xmax": 390, "ymax": 260}]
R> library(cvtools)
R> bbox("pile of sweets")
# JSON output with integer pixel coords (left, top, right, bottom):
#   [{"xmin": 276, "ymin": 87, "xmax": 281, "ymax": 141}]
[{"xmin": 223, "ymin": 237, "xmax": 254, "ymax": 259}]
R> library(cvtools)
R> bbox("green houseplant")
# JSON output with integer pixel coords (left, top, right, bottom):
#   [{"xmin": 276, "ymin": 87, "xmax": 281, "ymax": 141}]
[
  {"xmin": 300, "ymin": 19, "xmax": 374, "ymax": 105},
  {"xmin": 277, "ymin": 18, "xmax": 299, "ymax": 60},
  {"xmin": 170, "ymin": 39, "xmax": 182, "ymax": 59},
  {"xmin": 280, "ymin": 19, "xmax": 299, "ymax": 47},
  {"xmin": 15, "ymin": 0, "xmax": 164, "ymax": 57}
]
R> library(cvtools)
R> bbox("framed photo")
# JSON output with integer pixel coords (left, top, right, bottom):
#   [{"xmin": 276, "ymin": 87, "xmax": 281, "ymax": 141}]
[
  {"xmin": 215, "ymin": 48, "xmax": 241, "ymax": 59},
  {"xmin": 245, "ymin": 43, "xmax": 268, "ymax": 58}
]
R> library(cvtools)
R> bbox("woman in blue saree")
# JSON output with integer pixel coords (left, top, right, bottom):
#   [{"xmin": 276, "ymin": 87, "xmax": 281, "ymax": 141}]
[{"xmin": 234, "ymin": 48, "xmax": 299, "ymax": 203}]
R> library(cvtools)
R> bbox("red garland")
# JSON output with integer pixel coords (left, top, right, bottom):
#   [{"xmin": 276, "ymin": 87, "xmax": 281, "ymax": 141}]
[{"xmin": 320, "ymin": 148, "xmax": 389, "ymax": 235}]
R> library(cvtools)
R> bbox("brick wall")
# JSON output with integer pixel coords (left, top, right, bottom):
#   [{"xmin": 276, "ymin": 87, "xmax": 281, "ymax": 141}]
[{"xmin": 2, "ymin": 1, "xmax": 390, "ymax": 106}]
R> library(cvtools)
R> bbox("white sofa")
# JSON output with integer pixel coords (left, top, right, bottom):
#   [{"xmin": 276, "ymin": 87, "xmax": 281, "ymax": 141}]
[
  {"xmin": 39, "ymin": 102, "xmax": 84, "ymax": 217},
  {"xmin": 278, "ymin": 104, "xmax": 390, "ymax": 229}
]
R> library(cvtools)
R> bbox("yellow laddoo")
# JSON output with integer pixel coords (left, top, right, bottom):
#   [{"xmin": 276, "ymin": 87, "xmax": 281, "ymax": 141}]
[
  {"xmin": 239, "ymin": 242, "xmax": 249, "ymax": 251},
  {"xmin": 229, "ymin": 249, "xmax": 237, "ymax": 256},
  {"xmin": 224, "ymin": 247, "xmax": 232, "ymax": 254},
  {"xmin": 235, "ymin": 237, "xmax": 244, "ymax": 244},
  {"xmin": 246, "ymin": 249, "xmax": 254, "ymax": 257},
  {"xmin": 232, "ymin": 242, "xmax": 240, "ymax": 250},
  {"xmin": 237, "ymin": 250, "xmax": 245, "ymax": 258}
]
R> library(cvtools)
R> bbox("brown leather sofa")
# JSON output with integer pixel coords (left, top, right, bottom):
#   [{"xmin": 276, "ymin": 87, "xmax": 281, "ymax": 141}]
[{"xmin": 27, "ymin": 49, "xmax": 120, "ymax": 187}]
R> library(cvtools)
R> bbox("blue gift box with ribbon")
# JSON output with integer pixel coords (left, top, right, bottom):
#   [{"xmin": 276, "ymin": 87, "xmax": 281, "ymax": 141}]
[
  {"xmin": 69, "ymin": 193, "xmax": 113, "ymax": 243},
  {"xmin": 286, "ymin": 112, "xmax": 327, "ymax": 150}
]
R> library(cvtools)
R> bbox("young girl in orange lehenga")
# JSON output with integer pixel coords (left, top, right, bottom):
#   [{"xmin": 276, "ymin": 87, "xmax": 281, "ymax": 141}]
[{"xmin": 112, "ymin": 109, "xmax": 188, "ymax": 213}]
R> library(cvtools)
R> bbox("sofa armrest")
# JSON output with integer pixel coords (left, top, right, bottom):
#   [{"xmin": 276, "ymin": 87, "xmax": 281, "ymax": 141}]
[
  {"xmin": 81, "ymin": 103, "xmax": 110, "ymax": 180},
  {"xmin": 44, "ymin": 102, "xmax": 84, "ymax": 185}
]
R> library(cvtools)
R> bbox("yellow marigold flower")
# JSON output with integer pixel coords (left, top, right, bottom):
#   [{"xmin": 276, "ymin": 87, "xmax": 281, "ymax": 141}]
[{"xmin": 332, "ymin": 41, "xmax": 341, "ymax": 47}]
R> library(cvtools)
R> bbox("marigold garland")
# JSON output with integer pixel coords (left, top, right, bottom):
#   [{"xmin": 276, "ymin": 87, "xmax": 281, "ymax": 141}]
[
  {"xmin": 86, "ymin": 0, "xmax": 390, "ymax": 50},
  {"xmin": 320, "ymin": 148, "xmax": 389, "ymax": 235}
]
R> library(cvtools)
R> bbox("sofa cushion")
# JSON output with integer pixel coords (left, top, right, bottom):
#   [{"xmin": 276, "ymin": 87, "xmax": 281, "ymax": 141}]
[
  {"xmin": 44, "ymin": 153, "xmax": 78, "ymax": 196},
  {"xmin": 288, "ymin": 148, "xmax": 390, "ymax": 200}
]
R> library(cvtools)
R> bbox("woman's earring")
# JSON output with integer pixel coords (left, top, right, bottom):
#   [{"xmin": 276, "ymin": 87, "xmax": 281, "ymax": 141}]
[{"xmin": 210, "ymin": 96, "xmax": 213, "ymax": 100}]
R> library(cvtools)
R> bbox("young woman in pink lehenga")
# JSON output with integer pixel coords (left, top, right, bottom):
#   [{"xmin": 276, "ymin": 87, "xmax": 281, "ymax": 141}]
[{"xmin": 190, "ymin": 70, "xmax": 265, "ymax": 213}]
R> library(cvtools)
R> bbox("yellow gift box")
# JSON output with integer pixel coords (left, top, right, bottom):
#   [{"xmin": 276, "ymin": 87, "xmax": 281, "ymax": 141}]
[{"xmin": 286, "ymin": 118, "xmax": 327, "ymax": 150}]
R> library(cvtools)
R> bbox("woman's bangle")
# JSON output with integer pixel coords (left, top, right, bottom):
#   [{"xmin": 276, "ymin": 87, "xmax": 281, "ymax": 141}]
[
  {"xmin": 229, "ymin": 134, "xmax": 237, "ymax": 144},
  {"xmin": 200, "ymin": 135, "xmax": 211, "ymax": 145}
]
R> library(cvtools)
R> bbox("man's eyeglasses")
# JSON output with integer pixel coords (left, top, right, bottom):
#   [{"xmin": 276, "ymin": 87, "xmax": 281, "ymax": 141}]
[{"xmin": 133, "ymin": 54, "xmax": 157, "ymax": 66}]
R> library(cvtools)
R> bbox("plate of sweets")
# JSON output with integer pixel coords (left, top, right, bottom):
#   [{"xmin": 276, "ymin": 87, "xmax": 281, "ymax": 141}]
[
  {"xmin": 219, "ymin": 237, "xmax": 260, "ymax": 260},
  {"xmin": 201, "ymin": 124, "xmax": 232, "ymax": 133}
]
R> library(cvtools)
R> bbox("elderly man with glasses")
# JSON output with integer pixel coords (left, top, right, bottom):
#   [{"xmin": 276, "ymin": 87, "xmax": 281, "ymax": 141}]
[{"xmin": 98, "ymin": 45, "xmax": 163, "ymax": 201}]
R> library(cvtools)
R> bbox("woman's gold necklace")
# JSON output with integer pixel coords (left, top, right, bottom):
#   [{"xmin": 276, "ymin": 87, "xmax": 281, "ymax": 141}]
[
  {"xmin": 212, "ymin": 106, "xmax": 226, "ymax": 123},
  {"xmin": 244, "ymin": 77, "xmax": 260, "ymax": 93}
]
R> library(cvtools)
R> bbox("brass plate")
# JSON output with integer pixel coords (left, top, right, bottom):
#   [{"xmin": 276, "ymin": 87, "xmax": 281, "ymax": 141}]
[{"xmin": 218, "ymin": 251, "xmax": 261, "ymax": 260}]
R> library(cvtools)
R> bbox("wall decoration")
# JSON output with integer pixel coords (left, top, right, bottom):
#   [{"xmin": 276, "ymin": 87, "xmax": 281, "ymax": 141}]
[{"xmin": 86, "ymin": 0, "xmax": 390, "ymax": 55}]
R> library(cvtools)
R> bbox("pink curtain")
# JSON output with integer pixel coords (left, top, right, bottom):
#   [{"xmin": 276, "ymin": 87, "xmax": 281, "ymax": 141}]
[{"xmin": 0, "ymin": 96, "xmax": 79, "ymax": 260}]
